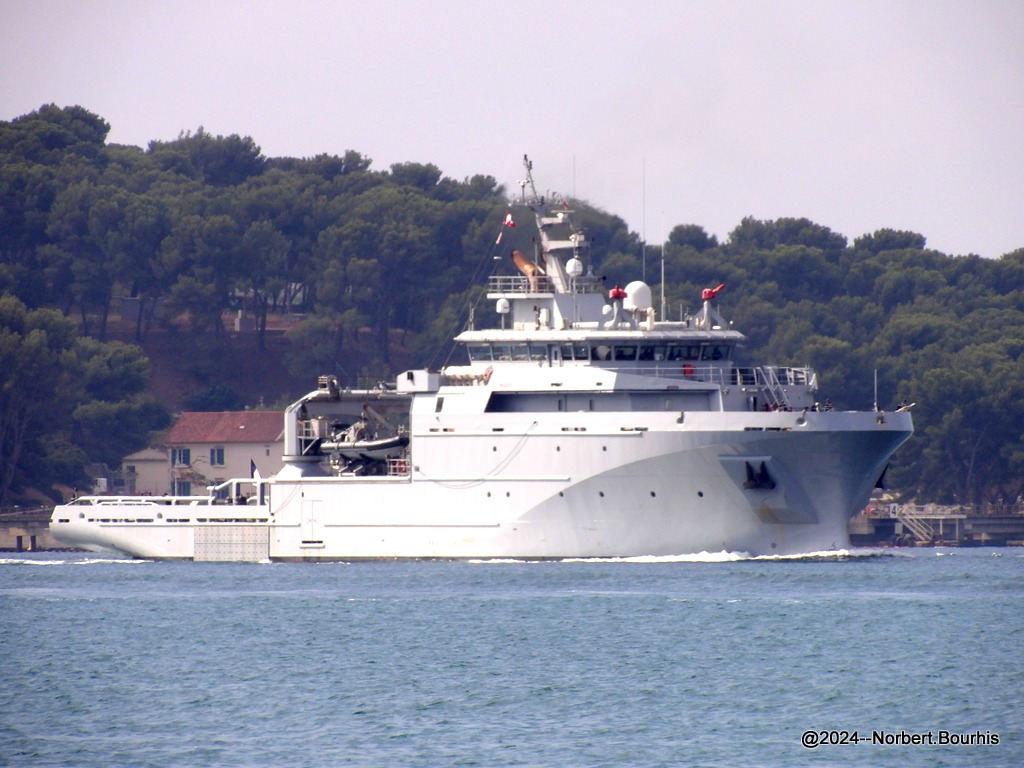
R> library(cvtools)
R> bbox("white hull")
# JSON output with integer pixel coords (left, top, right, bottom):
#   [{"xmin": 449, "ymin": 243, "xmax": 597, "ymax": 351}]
[{"xmin": 51, "ymin": 410, "xmax": 910, "ymax": 560}]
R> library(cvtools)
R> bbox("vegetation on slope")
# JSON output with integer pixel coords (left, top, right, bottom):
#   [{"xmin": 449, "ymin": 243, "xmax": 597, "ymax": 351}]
[{"xmin": 2, "ymin": 105, "xmax": 1021, "ymax": 506}]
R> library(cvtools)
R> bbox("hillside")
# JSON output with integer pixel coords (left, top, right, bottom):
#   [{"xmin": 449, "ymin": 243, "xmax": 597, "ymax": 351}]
[{"xmin": 104, "ymin": 311, "xmax": 420, "ymax": 412}]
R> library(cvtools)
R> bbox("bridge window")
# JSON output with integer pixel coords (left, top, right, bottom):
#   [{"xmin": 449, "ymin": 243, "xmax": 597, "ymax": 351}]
[
  {"xmin": 614, "ymin": 346, "xmax": 637, "ymax": 361},
  {"xmin": 467, "ymin": 344, "xmax": 492, "ymax": 361},
  {"xmin": 528, "ymin": 344, "xmax": 548, "ymax": 361},
  {"xmin": 560, "ymin": 342, "xmax": 589, "ymax": 360},
  {"xmin": 701, "ymin": 345, "xmax": 730, "ymax": 361},
  {"xmin": 666, "ymin": 345, "xmax": 701, "ymax": 361}
]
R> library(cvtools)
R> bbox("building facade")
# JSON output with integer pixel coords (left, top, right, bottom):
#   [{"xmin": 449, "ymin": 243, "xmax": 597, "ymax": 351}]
[{"xmin": 163, "ymin": 411, "xmax": 284, "ymax": 496}]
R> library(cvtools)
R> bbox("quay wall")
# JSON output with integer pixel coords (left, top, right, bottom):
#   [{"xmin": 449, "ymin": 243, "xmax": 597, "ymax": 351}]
[{"xmin": 0, "ymin": 509, "xmax": 65, "ymax": 552}]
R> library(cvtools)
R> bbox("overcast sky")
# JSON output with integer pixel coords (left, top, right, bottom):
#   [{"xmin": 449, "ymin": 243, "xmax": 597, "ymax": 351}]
[{"xmin": 3, "ymin": 0, "xmax": 1022, "ymax": 258}]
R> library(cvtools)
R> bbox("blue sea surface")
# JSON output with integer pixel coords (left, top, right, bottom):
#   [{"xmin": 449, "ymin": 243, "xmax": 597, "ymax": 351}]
[{"xmin": 1, "ymin": 548, "xmax": 1021, "ymax": 767}]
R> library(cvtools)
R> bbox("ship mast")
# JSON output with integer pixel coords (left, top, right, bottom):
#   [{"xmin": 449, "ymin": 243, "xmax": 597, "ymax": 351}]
[{"xmin": 518, "ymin": 155, "xmax": 592, "ymax": 295}]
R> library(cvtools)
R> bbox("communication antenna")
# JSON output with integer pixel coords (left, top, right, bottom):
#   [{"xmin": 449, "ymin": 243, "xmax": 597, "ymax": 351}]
[
  {"xmin": 642, "ymin": 158, "xmax": 647, "ymax": 282},
  {"xmin": 661, "ymin": 240, "xmax": 667, "ymax": 321}
]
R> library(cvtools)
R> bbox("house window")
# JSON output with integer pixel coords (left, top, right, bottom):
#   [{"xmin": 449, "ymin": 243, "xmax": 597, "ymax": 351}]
[
  {"xmin": 172, "ymin": 480, "xmax": 191, "ymax": 496},
  {"xmin": 210, "ymin": 447, "xmax": 225, "ymax": 466},
  {"xmin": 171, "ymin": 448, "xmax": 191, "ymax": 466}
]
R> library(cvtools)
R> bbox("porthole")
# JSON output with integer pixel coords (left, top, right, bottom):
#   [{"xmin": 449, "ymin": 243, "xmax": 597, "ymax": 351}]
[{"xmin": 697, "ymin": 491, "xmax": 704, "ymax": 497}]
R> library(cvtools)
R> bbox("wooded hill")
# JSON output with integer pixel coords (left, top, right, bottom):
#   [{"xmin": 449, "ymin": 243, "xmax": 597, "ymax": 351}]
[{"xmin": 2, "ymin": 105, "xmax": 1022, "ymax": 508}]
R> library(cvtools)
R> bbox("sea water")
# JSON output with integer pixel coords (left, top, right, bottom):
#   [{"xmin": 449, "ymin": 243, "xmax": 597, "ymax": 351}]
[{"xmin": 1, "ymin": 549, "xmax": 1021, "ymax": 768}]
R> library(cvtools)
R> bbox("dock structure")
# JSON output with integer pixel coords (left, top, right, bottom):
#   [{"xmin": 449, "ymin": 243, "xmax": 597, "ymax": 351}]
[
  {"xmin": 850, "ymin": 503, "xmax": 1024, "ymax": 547},
  {"xmin": 0, "ymin": 508, "xmax": 65, "ymax": 552}
]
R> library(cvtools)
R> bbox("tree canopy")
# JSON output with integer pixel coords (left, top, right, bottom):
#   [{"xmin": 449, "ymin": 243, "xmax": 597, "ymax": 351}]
[{"xmin": 2, "ymin": 104, "xmax": 1022, "ymax": 506}]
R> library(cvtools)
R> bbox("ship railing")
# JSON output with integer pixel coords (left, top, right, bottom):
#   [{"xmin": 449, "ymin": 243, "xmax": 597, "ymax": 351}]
[
  {"xmin": 64, "ymin": 495, "xmax": 213, "ymax": 506},
  {"xmin": 386, "ymin": 457, "xmax": 412, "ymax": 477},
  {"xmin": 487, "ymin": 275, "xmax": 604, "ymax": 295},
  {"xmin": 895, "ymin": 502, "xmax": 1024, "ymax": 519},
  {"xmin": 601, "ymin": 364, "xmax": 815, "ymax": 388},
  {"xmin": 208, "ymin": 477, "xmax": 272, "ymax": 505},
  {"xmin": 758, "ymin": 367, "xmax": 789, "ymax": 410}
]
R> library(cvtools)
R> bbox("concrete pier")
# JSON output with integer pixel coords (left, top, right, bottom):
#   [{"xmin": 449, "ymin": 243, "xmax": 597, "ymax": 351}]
[{"xmin": 0, "ymin": 508, "xmax": 65, "ymax": 551}]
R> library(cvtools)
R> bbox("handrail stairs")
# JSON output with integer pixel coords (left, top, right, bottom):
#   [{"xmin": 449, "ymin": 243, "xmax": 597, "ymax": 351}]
[{"xmin": 896, "ymin": 507, "xmax": 935, "ymax": 544}]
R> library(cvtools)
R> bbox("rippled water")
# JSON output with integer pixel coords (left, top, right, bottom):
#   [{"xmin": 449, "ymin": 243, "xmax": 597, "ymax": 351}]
[{"xmin": 1, "ymin": 549, "xmax": 1021, "ymax": 767}]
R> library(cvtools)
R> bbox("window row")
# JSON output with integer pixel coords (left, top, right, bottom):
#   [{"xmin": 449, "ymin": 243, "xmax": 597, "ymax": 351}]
[
  {"xmin": 170, "ymin": 447, "xmax": 226, "ymax": 466},
  {"xmin": 466, "ymin": 342, "xmax": 731, "ymax": 363}
]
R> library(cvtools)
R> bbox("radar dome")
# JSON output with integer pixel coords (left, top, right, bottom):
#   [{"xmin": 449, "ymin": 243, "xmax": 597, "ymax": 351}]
[
  {"xmin": 565, "ymin": 257, "xmax": 584, "ymax": 277},
  {"xmin": 623, "ymin": 281, "xmax": 653, "ymax": 311}
]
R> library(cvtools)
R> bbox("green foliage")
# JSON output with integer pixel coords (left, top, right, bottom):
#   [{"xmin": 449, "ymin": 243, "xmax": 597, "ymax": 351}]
[
  {"xmin": 72, "ymin": 399, "xmax": 171, "ymax": 468},
  {"xmin": 181, "ymin": 384, "xmax": 244, "ymax": 412},
  {"xmin": 147, "ymin": 127, "xmax": 266, "ymax": 186},
  {"xmin": 284, "ymin": 316, "xmax": 345, "ymax": 380},
  {"xmin": 668, "ymin": 224, "xmax": 718, "ymax": 251},
  {"xmin": 1, "ymin": 104, "xmax": 1022, "ymax": 505},
  {"xmin": 76, "ymin": 337, "xmax": 151, "ymax": 400},
  {"xmin": 0, "ymin": 293, "xmax": 163, "ymax": 504}
]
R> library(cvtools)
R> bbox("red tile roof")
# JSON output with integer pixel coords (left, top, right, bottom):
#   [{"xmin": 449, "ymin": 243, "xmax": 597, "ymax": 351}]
[{"xmin": 166, "ymin": 412, "xmax": 284, "ymax": 445}]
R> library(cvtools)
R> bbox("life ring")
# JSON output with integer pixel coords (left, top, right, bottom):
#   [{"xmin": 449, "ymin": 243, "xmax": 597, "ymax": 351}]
[{"xmin": 683, "ymin": 363, "xmax": 694, "ymax": 377}]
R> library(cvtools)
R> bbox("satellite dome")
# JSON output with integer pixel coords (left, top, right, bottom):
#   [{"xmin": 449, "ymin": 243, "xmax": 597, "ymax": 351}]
[{"xmin": 623, "ymin": 281, "xmax": 653, "ymax": 311}]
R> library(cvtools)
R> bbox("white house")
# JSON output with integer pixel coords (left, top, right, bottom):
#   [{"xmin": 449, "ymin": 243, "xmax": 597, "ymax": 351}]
[{"xmin": 164, "ymin": 411, "xmax": 284, "ymax": 496}]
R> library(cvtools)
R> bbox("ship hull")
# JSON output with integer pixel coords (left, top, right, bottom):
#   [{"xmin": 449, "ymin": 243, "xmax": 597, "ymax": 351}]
[{"xmin": 51, "ymin": 411, "xmax": 911, "ymax": 560}]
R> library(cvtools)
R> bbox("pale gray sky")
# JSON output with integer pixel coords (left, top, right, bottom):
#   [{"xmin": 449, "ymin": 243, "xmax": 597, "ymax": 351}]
[{"xmin": 3, "ymin": 0, "xmax": 1022, "ymax": 258}]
